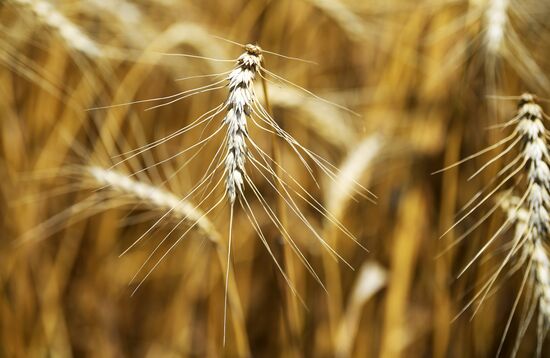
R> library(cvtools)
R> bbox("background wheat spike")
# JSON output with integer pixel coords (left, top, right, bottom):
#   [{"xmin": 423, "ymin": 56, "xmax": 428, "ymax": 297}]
[
  {"xmin": 485, "ymin": 0, "xmax": 510, "ymax": 55},
  {"xmin": 506, "ymin": 94, "xmax": 550, "ymax": 355},
  {"xmin": 12, "ymin": 0, "xmax": 102, "ymax": 57},
  {"xmin": 500, "ymin": 194, "xmax": 550, "ymax": 356},
  {"xmin": 87, "ymin": 166, "xmax": 220, "ymax": 243},
  {"xmin": 440, "ymin": 94, "xmax": 550, "ymax": 355}
]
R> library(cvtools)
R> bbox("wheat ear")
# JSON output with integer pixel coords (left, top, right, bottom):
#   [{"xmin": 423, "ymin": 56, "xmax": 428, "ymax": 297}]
[
  {"xmin": 87, "ymin": 166, "xmax": 219, "ymax": 241},
  {"xmin": 223, "ymin": 44, "xmax": 262, "ymax": 205},
  {"xmin": 502, "ymin": 94, "xmax": 550, "ymax": 354},
  {"xmin": 500, "ymin": 195, "xmax": 550, "ymax": 356},
  {"xmin": 485, "ymin": 0, "xmax": 510, "ymax": 55},
  {"xmin": 441, "ymin": 94, "xmax": 550, "ymax": 353},
  {"xmin": 482, "ymin": 0, "xmax": 550, "ymax": 91},
  {"xmin": 97, "ymin": 41, "xmax": 369, "ymax": 346},
  {"xmin": 308, "ymin": 0, "xmax": 368, "ymax": 41},
  {"xmin": 217, "ymin": 43, "xmax": 262, "ymax": 345}
]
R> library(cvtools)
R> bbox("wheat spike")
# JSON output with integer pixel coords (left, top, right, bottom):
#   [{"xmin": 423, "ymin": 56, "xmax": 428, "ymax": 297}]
[
  {"xmin": 223, "ymin": 44, "xmax": 263, "ymax": 204},
  {"xmin": 485, "ymin": 0, "xmax": 510, "ymax": 55},
  {"xmin": 442, "ymin": 94, "xmax": 550, "ymax": 353},
  {"xmin": 500, "ymin": 194, "xmax": 550, "ymax": 355},
  {"xmin": 91, "ymin": 41, "xmax": 370, "ymax": 347}
]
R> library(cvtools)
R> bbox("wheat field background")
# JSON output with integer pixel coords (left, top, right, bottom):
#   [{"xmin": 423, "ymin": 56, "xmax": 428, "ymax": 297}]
[{"xmin": 1, "ymin": 0, "xmax": 550, "ymax": 357}]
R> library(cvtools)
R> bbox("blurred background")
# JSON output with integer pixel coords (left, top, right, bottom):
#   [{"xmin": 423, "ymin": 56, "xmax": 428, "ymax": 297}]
[{"xmin": 1, "ymin": 0, "xmax": 550, "ymax": 357}]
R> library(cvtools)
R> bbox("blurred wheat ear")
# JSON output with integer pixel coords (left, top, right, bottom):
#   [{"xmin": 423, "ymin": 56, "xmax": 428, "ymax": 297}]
[
  {"xmin": 438, "ymin": 94, "xmax": 550, "ymax": 355},
  {"xmin": 82, "ymin": 165, "xmax": 251, "ymax": 355},
  {"xmin": 500, "ymin": 194, "xmax": 550, "ymax": 357},
  {"xmin": 12, "ymin": 0, "xmax": 102, "ymax": 57}
]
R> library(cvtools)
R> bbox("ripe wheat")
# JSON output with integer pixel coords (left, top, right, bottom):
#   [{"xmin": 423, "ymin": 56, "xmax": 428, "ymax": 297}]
[
  {"xmin": 93, "ymin": 42, "xmax": 373, "ymax": 345},
  {"xmin": 439, "ymin": 93, "xmax": 550, "ymax": 355}
]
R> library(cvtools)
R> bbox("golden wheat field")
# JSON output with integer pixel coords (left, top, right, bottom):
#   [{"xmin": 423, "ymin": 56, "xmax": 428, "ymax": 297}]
[{"xmin": 2, "ymin": 0, "xmax": 550, "ymax": 357}]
